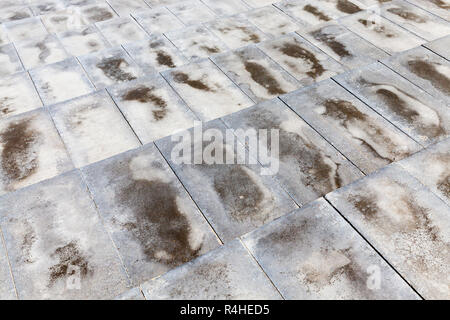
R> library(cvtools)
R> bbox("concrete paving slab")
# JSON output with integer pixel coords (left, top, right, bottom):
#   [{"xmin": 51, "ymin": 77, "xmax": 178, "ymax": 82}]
[
  {"xmin": 0, "ymin": 171, "xmax": 130, "ymax": 299},
  {"xmin": 122, "ymin": 36, "xmax": 188, "ymax": 75},
  {"xmin": 161, "ymin": 59, "xmax": 253, "ymax": 121},
  {"xmin": 141, "ymin": 239, "xmax": 282, "ymax": 300},
  {"xmin": 81, "ymin": 144, "xmax": 221, "ymax": 285},
  {"xmin": 258, "ymin": 33, "xmax": 345, "ymax": 85},
  {"xmin": 106, "ymin": 0, "xmax": 150, "ymax": 16},
  {"xmin": 242, "ymin": 198, "xmax": 419, "ymax": 299},
  {"xmin": 0, "ymin": 26, "xmax": 10, "ymax": 46},
  {"xmin": 132, "ymin": 7, "xmax": 185, "ymax": 35},
  {"xmin": 0, "ymin": 109, "xmax": 73, "ymax": 196},
  {"xmin": 243, "ymin": 6, "xmax": 302, "ymax": 37},
  {"xmin": 41, "ymin": 7, "xmax": 89, "ymax": 34},
  {"xmin": 275, "ymin": 0, "xmax": 363, "ymax": 26},
  {"xmin": 379, "ymin": 0, "xmax": 450, "ymax": 41},
  {"xmin": 49, "ymin": 90, "xmax": 140, "ymax": 167},
  {"xmin": 96, "ymin": 17, "xmax": 149, "ymax": 46},
  {"xmin": 382, "ymin": 46, "xmax": 450, "ymax": 104},
  {"xmin": 244, "ymin": 0, "xmax": 276, "ymax": 8},
  {"xmin": 167, "ymin": 0, "xmax": 216, "ymax": 25},
  {"xmin": 0, "ymin": 43, "xmax": 23, "ymax": 77},
  {"xmin": 165, "ymin": 25, "xmax": 229, "ymax": 60},
  {"xmin": 0, "ymin": 236, "xmax": 16, "ymax": 300},
  {"xmin": 406, "ymin": 0, "xmax": 450, "ymax": 21},
  {"xmin": 29, "ymin": 0, "xmax": 66, "ymax": 16},
  {"xmin": 334, "ymin": 62, "xmax": 450, "ymax": 146},
  {"xmin": 78, "ymin": 47, "xmax": 143, "ymax": 89},
  {"xmin": 0, "ymin": 6, "xmax": 32, "ymax": 24},
  {"xmin": 211, "ymin": 45, "xmax": 300, "ymax": 103},
  {"xmin": 29, "ymin": 58, "xmax": 95, "ymax": 105},
  {"xmin": 326, "ymin": 165, "xmax": 450, "ymax": 299},
  {"xmin": 339, "ymin": 11, "xmax": 425, "ymax": 54},
  {"xmin": 156, "ymin": 120, "xmax": 298, "ymax": 241},
  {"xmin": 396, "ymin": 138, "xmax": 450, "ymax": 205},
  {"xmin": 0, "ymin": 71, "xmax": 43, "ymax": 119},
  {"xmin": 202, "ymin": 0, "xmax": 250, "ymax": 16},
  {"xmin": 3, "ymin": 17, "xmax": 49, "ymax": 43},
  {"xmin": 114, "ymin": 287, "xmax": 145, "ymax": 300},
  {"xmin": 206, "ymin": 16, "xmax": 270, "ymax": 49},
  {"xmin": 107, "ymin": 75, "xmax": 198, "ymax": 144},
  {"xmin": 424, "ymin": 35, "xmax": 450, "ymax": 60},
  {"xmin": 297, "ymin": 22, "xmax": 389, "ymax": 69},
  {"xmin": 281, "ymin": 79, "xmax": 422, "ymax": 174},
  {"xmin": 80, "ymin": 2, "xmax": 118, "ymax": 24},
  {"xmin": 15, "ymin": 34, "xmax": 70, "ymax": 70},
  {"xmin": 221, "ymin": 98, "xmax": 363, "ymax": 205},
  {"xmin": 57, "ymin": 25, "xmax": 111, "ymax": 56}
]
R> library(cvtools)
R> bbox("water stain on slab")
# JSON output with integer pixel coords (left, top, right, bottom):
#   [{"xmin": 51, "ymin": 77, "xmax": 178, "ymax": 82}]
[
  {"xmin": 96, "ymin": 57, "xmax": 137, "ymax": 82},
  {"xmin": 387, "ymin": 8, "xmax": 426, "ymax": 23},
  {"xmin": 407, "ymin": 59, "xmax": 450, "ymax": 95},
  {"xmin": 36, "ymin": 41, "xmax": 51, "ymax": 63},
  {"xmin": 172, "ymin": 72, "xmax": 213, "ymax": 92},
  {"xmin": 358, "ymin": 19, "xmax": 395, "ymax": 38},
  {"xmin": 0, "ymin": 119, "xmax": 39, "ymax": 182},
  {"xmin": 123, "ymin": 86, "xmax": 168, "ymax": 121},
  {"xmin": 276, "ymin": 41, "xmax": 325, "ymax": 79},
  {"xmin": 310, "ymin": 29, "xmax": 352, "ymax": 58},
  {"xmin": 116, "ymin": 176, "xmax": 202, "ymax": 266},
  {"xmin": 303, "ymin": 4, "xmax": 331, "ymax": 21},
  {"xmin": 430, "ymin": 0, "xmax": 450, "ymax": 9},
  {"xmin": 83, "ymin": 6, "xmax": 114, "ymax": 22},
  {"xmin": 48, "ymin": 241, "xmax": 93, "ymax": 287},
  {"xmin": 336, "ymin": 0, "xmax": 362, "ymax": 14},
  {"xmin": 243, "ymin": 61, "xmax": 286, "ymax": 95}
]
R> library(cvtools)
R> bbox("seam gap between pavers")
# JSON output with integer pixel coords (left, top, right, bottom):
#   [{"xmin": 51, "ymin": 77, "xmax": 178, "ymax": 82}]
[
  {"xmin": 378, "ymin": 51, "xmax": 449, "ymax": 103},
  {"xmin": 422, "ymin": 43, "xmax": 450, "ymax": 62},
  {"xmin": 322, "ymin": 196, "xmax": 425, "ymax": 300},
  {"xmin": 78, "ymin": 168, "xmax": 134, "ymax": 289},
  {"xmin": 330, "ymin": 76, "xmax": 427, "ymax": 148},
  {"xmin": 238, "ymin": 238, "xmax": 286, "ymax": 300},
  {"xmin": 75, "ymin": 55, "xmax": 99, "ymax": 90},
  {"xmin": 153, "ymin": 142, "xmax": 224, "ymax": 246},
  {"xmin": 277, "ymin": 96, "xmax": 366, "ymax": 177},
  {"xmin": 0, "ymin": 225, "xmax": 19, "ymax": 299},
  {"xmin": 105, "ymin": 88, "xmax": 144, "ymax": 146}
]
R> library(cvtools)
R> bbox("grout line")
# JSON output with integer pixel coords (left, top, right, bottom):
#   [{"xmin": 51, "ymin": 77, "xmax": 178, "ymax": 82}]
[
  {"xmin": 322, "ymin": 196, "xmax": 425, "ymax": 300},
  {"xmin": 239, "ymin": 238, "xmax": 286, "ymax": 300},
  {"xmin": 0, "ymin": 226, "xmax": 19, "ymax": 300}
]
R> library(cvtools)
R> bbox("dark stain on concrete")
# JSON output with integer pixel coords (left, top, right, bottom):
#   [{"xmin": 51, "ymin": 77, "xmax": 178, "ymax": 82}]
[
  {"xmin": 117, "ymin": 176, "xmax": 202, "ymax": 266},
  {"xmin": 336, "ymin": 0, "xmax": 362, "ymax": 14},
  {"xmin": 218, "ymin": 26, "xmax": 260, "ymax": 43},
  {"xmin": 243, "ymin": 61, "xmax": 286, "ymax": 95},
  {"xmin": 173, "ymin": 72, "xmax": 213, "ymax": 91},
  {"xmin": 310, "ymin": 29, "xmax": 352, "ymax": 58},
  {"xmin": 48, "ymin": 241, "xmax": 92, "ymax": 287},
  {"xmin": 387, "ymin": 8, "xmax": 426, "ymax": 23},
  {"xmin": 303, "ymin": 4, "xmax": 331, "ymax": 21},
  {"xmin": 213, "ymin": 166, "xmax": 264, "ymax": 222},
  {"xmin": 358, "ymin": 19, "xmax": 395, "ymax": 38},
  {"xmin": 407, "ymin": 59, "xmax": 450, "ymax": 94},
  {"xmin": 21, "ymin": 221, "xmax": 36, "ymax": 264},
  {"xmin": 277, "ymin": 41, "xmax": 325, "ymax": 79},
  {"xmin": 96, "ymin": 57, "xmax": 137, "ymax": 82},
  {"xmin": 200, "ymin": 45, "xmax": 220, "ymax": 54},
  {"xmin": 36, "ymin": 41, "xmax": 50, "ymax": 63},
  {"xmin": 123, "ymin": 86, "xmax": 168, "ymax": 121},
  {"xmin": 430, "ymin": 0, "xmax": 450, "ymax": 10},
  {"xmin": 437, "ymin": 174, "xmax": 449, "ymax": 199},
  {"xmin": 0, "ymin": 119, "xmax": 39, "ymax": 182},
  {"xmin": 83, "ymin": 6, "xmax": 114, "ymax": 22},
  {"xmin": 156, "ymin": 50, "xmax": 176, "ymax": 68}
]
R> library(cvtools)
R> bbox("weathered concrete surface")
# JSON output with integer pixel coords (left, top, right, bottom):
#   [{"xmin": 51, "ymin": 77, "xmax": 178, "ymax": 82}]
[
  {"xmin": 326, "ymin": 165, "xmax": 450, "ymax": 299},
  {"xmin": 242, "ymin": 198, "xmax": 419, "ymax": 300},
  {"xmin": 107, "ymin": 75, "xmax": 198, "ymax": 144},
  {"xmin": 0, "ymin": 109, "xmax": 73, "ymax": 196},
  {"xmin": 167, "ymin": 0, "xmax": 216, "ymax": 25},
  {"xmin": 202, "ymin": 0, "xmax": 250, "ymax": 16},
  {"xmin": 406, "ymin": 0, "xmax": 450, "ymax": 21},
  {"xmin": 82, "ymin": 144, "xmax": 220, "ymax": 285},
  {"xmin": 114, "ymin": 287, "xmax": 145, "ymax": 300},
  {"xmin": 211, "ymin": 45, "xmax": 300, "ymax": 102},
  {"xmin": 132, "ymin": 7, "xmax": 185, "ymax": 35},
  {"xmin": 0, "ymin": 236, "xmax": 16, "ymax": 299},
  {"xmin": 243, "ymin": 6, "xmax": 301, "ymax": 37},
  {"xmin": 96, "ymin": 17, "xmax": 148, "ymax": 46},
  {"xmin": 221, "ymin": 98, "xmax": 363, "ymax": 205},
  {"xmin": 0, "ymin": 171, "xmax": 130, "ymax": 299},
  {"xmin": 424, "ymin": 35, "xmax": 450, "ymax": 61},
  {"xmin": 106, "ymin": 0, "xmax": 150, "ymax": 17},
  {"xmin": 156, "ymin": 120, "xmax": 298, "ymax": 241},
  {"xmin": 141, "ymin": 240, "xmax": 282, "ymax": 300},
  {"xmin": 0, "ymin": 43, "xmax": 23, "ymax": 77},
  {"xmin": 281, "ymin": 79, "xmax": 422, "ymax": 174},
  {"xmin": 56, "ymin": 25, "xmax": 111, "ymax": 57},
  {"xmin": 29, "ymin": 58, "xmax": 95, "ymax": 106},
  {"xmin": 334, "ymin": 62, "xmax": 450, "ymax": 146},
  {"xmin": 161, "ymin": 59, "xmax": 253, "ymax": 121},
  {"xmin": 3, "ymin": 17, "xmax": 48, "ymax": 43},
  {"xmin": 49, "ymin": 90, "xmax": 140, "ymax": 167}
]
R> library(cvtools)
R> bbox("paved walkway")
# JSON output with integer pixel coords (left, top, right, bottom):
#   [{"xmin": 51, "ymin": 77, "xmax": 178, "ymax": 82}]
[{"xmin": 0, "ymin": 0, "xmax": 448, "ymax": 300}]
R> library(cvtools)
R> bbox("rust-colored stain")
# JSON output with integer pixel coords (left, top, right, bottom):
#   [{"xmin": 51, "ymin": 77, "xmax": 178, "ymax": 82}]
[
  {"xmin": 303, "ymin": 4, "xmax": 331, "ymax": 21},
  {"xmin": 387, "ymin": 8, "xmax": 426, "ymax": 23},
  {"xmin": 173, "ymin": 72, "xmax": 213, "ymax": 91},
  {"xmin": 407, "ymin": 59, "xmax": 450, "ymax": 94},
  {"xmin": 277, "ymin": 41, "xmax": 325, "ymax": 79},
  {"xmin": 243, "ymin": 61, "xmax": 286, "ymax": 95},
  {"xmin": 123, "ymin": 86, "xmax": 168, "ymax": 121},
  {"xmin": 336, "ymin": 0, "xmax": 362, "ymax": 14},
  {"xmin": 310, "ymin": 29, "xmax": 352, "ymax": 58},
  {"xmin": 96, "ymin": 57, "xmax": 137, "ymax": 82}
]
